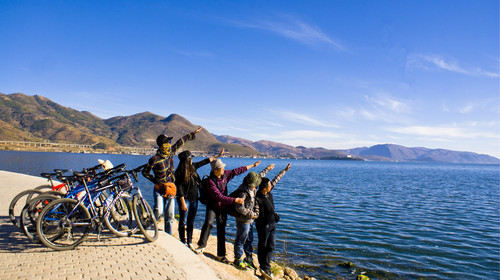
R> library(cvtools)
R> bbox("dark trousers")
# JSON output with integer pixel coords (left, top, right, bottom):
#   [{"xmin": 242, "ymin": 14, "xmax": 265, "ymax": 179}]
[
  {"xmin": 198, "ymin": 207, "xmax": 227, "ymax": 257},
  {"xmin": 256, "ymin": 223, "xmax": 276, "ymax": 272}
]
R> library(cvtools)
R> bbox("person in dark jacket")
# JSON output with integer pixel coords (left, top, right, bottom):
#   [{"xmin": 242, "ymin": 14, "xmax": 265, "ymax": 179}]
[
  {"xmin": 174, "ymin": 148, "xmax": 225, "ymax": 250},
  {"xmin": 196, "ymin": 159, "xmax": 261, "ymax": 264},
  {"xmin": 142, "ymin": 127, "xmax": 201, "ymax": 235},
  {"xmin": 255, "ymin": 163, "xmax": 291, "ymax": 279}
]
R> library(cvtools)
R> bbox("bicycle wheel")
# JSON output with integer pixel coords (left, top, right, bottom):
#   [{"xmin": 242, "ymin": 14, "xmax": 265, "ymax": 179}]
[
  {"xmin": 9, "ymin": 189, "xmax": 43, "ymax": 228},
  {"xmin": 36, "ymin": 198, "xmax": 92, "ymax": 251},
  {"xmin": 20, "ymin": 194, "xmax": 60, "ymax": 243},
  {"xmin": 132, "ymin": 195, "xmax": 158, "ymax": 242},
  {"xmin": 104, "ymin": 195, "xmax": 138, "ymax": 237},
  {"xmin": 34, "ymin": 184, "xmax": 53, "ymax": 192}
]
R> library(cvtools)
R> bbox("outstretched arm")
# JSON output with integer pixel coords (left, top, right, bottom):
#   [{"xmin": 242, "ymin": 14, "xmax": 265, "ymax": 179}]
[
  {"xmin": 194, "ymin": 148, "xmax": 226, "ymax": 169},
  {"xmin": 270, "ymin": 163, "xmax": 291, "ymax": 191},
  {"xmin": 171, "ymin": 126, "xmax": 203, "ymax": 154},
  {"xmin": 259, "ymin": 164, "xmax": 275, "ymax": 177},
  {"xmin": 246, "ymin": 161, "xmax": 261, "ymax": 170}
]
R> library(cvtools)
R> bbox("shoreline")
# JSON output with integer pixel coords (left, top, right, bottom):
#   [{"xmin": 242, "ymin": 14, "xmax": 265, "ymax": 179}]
[
  {"xmin": 163, "ymin": 218, "xmax": 314, "ymax": 280},
  {"xmin": 0, "ymin": 169, "xmax": 317, "ymax": 280}
]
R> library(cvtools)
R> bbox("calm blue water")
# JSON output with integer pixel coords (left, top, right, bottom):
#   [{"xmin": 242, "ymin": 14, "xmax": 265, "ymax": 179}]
[{"xmin": 1, "ymin": 151, "xmax": 499, "ymax": 280}]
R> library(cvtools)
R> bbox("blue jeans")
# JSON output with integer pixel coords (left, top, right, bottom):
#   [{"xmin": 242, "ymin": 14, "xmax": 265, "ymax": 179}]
[
  {"xmin": 153, "ymin": 188, "xmax": 175, "ymax": 235},
  {"xmin": 245, "ymin": 222, "xmax": 254, "ymax": 257},
  {"xmin": 177, "ymin": 198, "xmax": 198, "ymax": 244},
  {"xmin": 234, "ymin": 223, "xmax": 252, "ymax": 260}
]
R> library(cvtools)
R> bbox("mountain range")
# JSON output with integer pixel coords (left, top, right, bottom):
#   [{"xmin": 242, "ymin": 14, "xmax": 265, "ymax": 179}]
[{"xmin": 0, "ymin": 93, "xmax": 498, "ymax": 164}]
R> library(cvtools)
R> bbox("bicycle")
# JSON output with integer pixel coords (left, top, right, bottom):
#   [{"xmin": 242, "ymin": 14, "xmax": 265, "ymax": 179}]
[
  {"xmin": 8, "ymin": 164, "xmax": 102, "ymax": 228},
  {"xmin": 16, "ymin": 164, "xmax": 126, "ymax": 242},
  {"xmin": 36, "ymin": 164, "xmax": 158, "ymax": 250}
]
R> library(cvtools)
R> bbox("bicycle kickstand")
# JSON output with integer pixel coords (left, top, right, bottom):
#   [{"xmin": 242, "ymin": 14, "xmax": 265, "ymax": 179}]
[{"xmin": 97, "ymin": 223, "xmax": 103, "ymax": 242}]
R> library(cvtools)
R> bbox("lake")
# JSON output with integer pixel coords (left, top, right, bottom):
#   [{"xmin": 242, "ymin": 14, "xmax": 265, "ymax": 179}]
[{"xmin": 1, "ymin": 150, "xmax": 498, "ymax": 280}]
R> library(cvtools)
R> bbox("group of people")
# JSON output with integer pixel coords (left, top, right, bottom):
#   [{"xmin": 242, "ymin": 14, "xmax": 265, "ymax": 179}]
[{"xmin": 141, "ymin": 127, "xmax": 291, "ymax": 279}]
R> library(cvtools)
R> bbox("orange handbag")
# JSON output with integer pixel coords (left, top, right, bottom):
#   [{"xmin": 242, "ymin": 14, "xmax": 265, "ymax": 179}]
[{"xmin": 155, "ymin": 182, "xmax": 177, "ymax": 198}]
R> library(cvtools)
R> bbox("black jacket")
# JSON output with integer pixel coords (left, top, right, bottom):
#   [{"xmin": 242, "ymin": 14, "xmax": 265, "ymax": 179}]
[
  {"xmin": 255, "ymin": 191, "xmax": 276, "ymax": 227},
  {"xmin": 175, "ymin": 158, "xmax": 210, "ymax": 201}
]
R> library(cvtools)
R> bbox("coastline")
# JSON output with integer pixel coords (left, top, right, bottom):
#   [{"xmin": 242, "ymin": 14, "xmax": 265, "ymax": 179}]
[
  {"xmin": 163, "ymin": 219, "xmax": 312, "ymax": 280},
  {"xmin": 0, "ymin": 170, "xmax": 313, "ymax": 280}
]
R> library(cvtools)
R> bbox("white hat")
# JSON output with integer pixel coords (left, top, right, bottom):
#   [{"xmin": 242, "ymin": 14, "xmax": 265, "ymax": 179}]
[
  {"xmin": 210, "ymin": 159, "xmax": 226, "ymax": 171},
  {"xmin": 98, "ymin": 159, "xmax": 114, "ymax": 170}
]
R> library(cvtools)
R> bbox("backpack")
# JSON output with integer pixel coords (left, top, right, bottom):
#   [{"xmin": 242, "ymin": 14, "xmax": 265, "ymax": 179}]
[
  {"xmin": 199, "ymin": 174, "xmax": 227, "ymax": 205},
  {"xmin": 199, "ymin": 175, "xmax": 211, "ymax": 205}
]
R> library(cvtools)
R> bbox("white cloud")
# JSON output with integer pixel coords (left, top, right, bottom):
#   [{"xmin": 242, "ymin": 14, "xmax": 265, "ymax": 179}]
[
  {"xmin": 364, "ymin": 94, "xmax": 411, "ymax": 113},
  {"xmin": 407, "ymin": 54, "xmax": 499, "ymax": 78},
  {"xmin": 389, "ymin": 125, "xmax": 466, "ymax": 138},
  {"xmin": 387, "ymin": 124, "xmax": 499, "ymax": 139},
  {"xmin": 227, "ymin": 16, "xmax": 346, "ymax": 51},
  {"xmin": 459, "ymin": 103, "xmax": 476, "ymax": 114},
  {"xmin": 270, "ymin": 110, "xmax": 339, "ymax": 128}
]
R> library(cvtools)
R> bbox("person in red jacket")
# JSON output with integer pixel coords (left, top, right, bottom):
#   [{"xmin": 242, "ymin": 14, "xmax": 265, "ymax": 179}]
[{"xmin": 195, "ymin": 158, "xmax": 261, "ymax": 264}]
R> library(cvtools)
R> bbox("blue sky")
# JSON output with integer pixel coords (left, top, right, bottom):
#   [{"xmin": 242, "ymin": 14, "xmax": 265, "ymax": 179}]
[{"xmin": 1, "ymin": 1, "xmax": 499, "ymax": 157}]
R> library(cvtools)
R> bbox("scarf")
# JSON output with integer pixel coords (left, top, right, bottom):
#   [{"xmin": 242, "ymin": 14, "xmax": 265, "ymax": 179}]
[{"xmin": 158, "ymin": 143, "xmax": 172, "ymax": 158}]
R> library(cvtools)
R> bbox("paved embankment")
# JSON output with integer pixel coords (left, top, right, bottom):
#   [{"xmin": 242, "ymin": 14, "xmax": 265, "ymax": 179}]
[{"xmin": 0, "ymin": 170, "xmax": 220, "ymax": 280}]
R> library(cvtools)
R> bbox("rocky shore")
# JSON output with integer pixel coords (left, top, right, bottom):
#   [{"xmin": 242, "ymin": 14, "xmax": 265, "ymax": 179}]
[{"xmin": 164, "ymin": 219, "xmax": 317, "ymax": 280}]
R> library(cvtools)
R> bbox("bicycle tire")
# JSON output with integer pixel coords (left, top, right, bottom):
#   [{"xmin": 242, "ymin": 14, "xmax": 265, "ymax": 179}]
[
  {"xmin": 9, "ymin": 189, "xmax": 43, "ymax": 228},
  {"xmin": 132, "ymin": 195, "xmax": 158, "ymax": 242},
  {"xmin": 104, "ymin": 195, "xmax": 138, "ymax": 237},
  {"xmin": 20, "ymin": 194, "xmax": 60, "ymax": 243},
  {"xmin": 34, "ymin": 184, "xmax": 53, "ymax": 192},
  {"xmin": 36, "ymin": 198, "xmax": 92, "ymax": 251}
]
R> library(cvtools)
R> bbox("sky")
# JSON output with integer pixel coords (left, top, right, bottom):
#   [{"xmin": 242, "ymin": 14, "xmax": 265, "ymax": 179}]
[{"xmin": 1, "ymin": 0, "xmax": 499, "ymax": 157}]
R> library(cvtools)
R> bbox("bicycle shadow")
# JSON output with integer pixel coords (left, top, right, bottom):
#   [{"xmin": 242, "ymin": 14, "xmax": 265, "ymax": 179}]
[
  {"xmin": 0, "ymin": 216, "xmax": 42, "ymax": 253},
  {"xmin": 0, "ymin": 216, "xmax": 155, "ymax": 252}
]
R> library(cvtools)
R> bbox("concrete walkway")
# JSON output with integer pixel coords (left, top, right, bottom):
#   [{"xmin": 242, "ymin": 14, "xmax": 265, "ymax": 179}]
[{"xmin": 0, "ymin": 170, "xmax": 220, "ymax": 280}]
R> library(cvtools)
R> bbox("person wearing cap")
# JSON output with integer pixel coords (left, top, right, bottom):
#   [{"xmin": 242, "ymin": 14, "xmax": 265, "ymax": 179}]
[
  {"xmin": 142, "ymin": 126, "xmax": 202, "ymax": 235},
  {"xmin": 174, "ymin": 148, "xmax": 225, "ymax": 250},
  {"xmin": 255, "ymin": 163, "xmax": 291, "ymax": 279},
  {"xmin": 196, "ymin": 158, "xmax": 261, "ymax": 264},
  {"xmin": 231, "ymin": 171, "xmax": 263, "ymax": 270}
]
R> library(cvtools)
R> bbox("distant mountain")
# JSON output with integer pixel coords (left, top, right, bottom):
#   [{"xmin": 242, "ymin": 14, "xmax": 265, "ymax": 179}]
[
  {"xmin": 342, "ymin": 144, "xmax": 499, "ymax": 164},
  {"xmin": 214, "ymin": 135, "xmax": 355, "ymax": 159},
  {"xmin": 1, "ymin": 93, "xmax": 498, "ymax": 164},
  {"xmin": 0, "ymin": 93, "xmax": 257, "ymax": 156},
  {"xmin": 0, "ymin": 93, "xmax": 117, "ymax": 146}
]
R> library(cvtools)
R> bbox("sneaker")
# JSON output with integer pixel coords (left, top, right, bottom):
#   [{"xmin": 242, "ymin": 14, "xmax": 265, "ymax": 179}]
[
  {"xmin": 187, "ymin": 243, "xmax": 197, "ymax": 252},
  {"xmin": 195, "ymin": 245, "xmax": 205, "ymax": 255},
  {"xmin": 260, "ymin": 268, "xmax": 272, "ymax": 280},
  {"xmin": 233, "ymin": 258, "xmax": 247, "ymax": 271},
  {"xmin": 215, "ymin": 256, "xmax": 231, "ymax": 264},
  {"xmin": 244, "ymin": 256, "xmax": 256, "ymax": 270}
]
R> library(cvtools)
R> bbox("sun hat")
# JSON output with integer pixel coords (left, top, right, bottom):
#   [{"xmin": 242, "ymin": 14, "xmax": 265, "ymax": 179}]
[
  {"xmin": 210, "ymin": 159, "xmax": 226, "ymax": 171},
  {"xmin": 244, "ymin": 171, "xmax": 262, "ymax": 188},
  {"xmin": 98, "ymin": 159, "xmax": 114, "ymax": 170}
]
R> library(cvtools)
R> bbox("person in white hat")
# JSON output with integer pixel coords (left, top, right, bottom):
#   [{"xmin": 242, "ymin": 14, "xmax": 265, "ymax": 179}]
[{"xmin": 195, "ymin": 158, "xmax": 261, "ymax": 264}]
